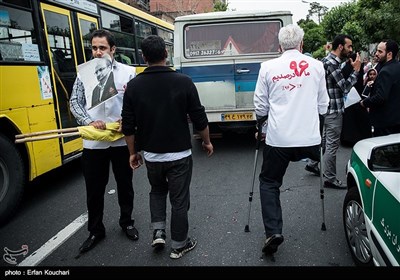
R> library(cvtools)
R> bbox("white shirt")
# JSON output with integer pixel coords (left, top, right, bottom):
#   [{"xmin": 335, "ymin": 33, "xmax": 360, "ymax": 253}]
[{"xmin": 254, "ymin": 49, "xmax": 329, "ymax": 147}]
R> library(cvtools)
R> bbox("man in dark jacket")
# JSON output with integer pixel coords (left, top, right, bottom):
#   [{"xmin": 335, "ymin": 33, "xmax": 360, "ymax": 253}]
[
  {"xmin": 361, "ymin": 39, "xmax": 400, "ymax": 136},
  {"xmin": 121, "ymin": 35, "xmax": 213, "ymax": 260}
]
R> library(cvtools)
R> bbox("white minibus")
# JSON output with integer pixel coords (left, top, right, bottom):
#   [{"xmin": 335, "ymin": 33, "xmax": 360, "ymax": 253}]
[{"xmin": 174, "ymin": 10, "xmax": 292, "ymax": 136}]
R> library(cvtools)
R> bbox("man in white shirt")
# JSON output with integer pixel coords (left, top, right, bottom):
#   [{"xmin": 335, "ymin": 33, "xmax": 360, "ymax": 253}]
[
  {"xmin": 70, "ymin": 29, "xmax": 138, "ymax": 255},
  {"xmin": 254, "ymin": 24, "xmax": 329, "ymax": 255}
]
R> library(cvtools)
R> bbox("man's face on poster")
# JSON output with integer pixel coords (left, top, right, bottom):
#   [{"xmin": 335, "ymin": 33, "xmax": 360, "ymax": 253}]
[{"xmin": 95, "ymin": 59, "xmax": 111, "ymax": 83}]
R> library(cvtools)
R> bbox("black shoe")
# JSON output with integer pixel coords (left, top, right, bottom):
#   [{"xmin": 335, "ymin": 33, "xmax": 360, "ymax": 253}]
[
  {"xmin": 79, "ymin": 233, "xmax": 105, "ymax": 254},
  {"xmin": 123, "ymin": 225, "xmax": 139, "ymax": 241},
  {"xmin": 170, "ymin": 237, "xmax": 197, "ymax": 259},
  {"xmin": 324, "ymin": 180, "xmax": 346, "ymax": 189},
  {"xmin": 152, "ymin": 229, "xmax": 166, "ymax": 249},
  {"xmin": 262, "ymin": 234, "xmax": 284, "ymax": 255},
  {"xmin": 305, "ymin": 164, "xmax": 320, "ymax": 176}
]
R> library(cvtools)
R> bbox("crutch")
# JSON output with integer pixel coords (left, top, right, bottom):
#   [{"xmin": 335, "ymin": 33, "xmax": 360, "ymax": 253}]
[
  {"xmin": 244, "ymin": 117, "xmax": 266, "ymax": 232},
  {"xmin": 15, "ymin": 122, "xmax": 123, "ymax": 143},
  {"xmin": 319, "ymin": 114, "xmax": 327, "ymax": 231},
  {"xmin": 15, "ymin": 127, "xmax": 80, "ymax": 143},
  {"xmin": 319, "ymin": 145, "xmax": 327, "ymax": 231}
]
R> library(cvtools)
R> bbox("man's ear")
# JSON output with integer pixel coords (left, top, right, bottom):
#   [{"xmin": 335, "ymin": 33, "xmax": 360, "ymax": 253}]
[
  {"xmin": 164, "ymin": 49, "xmax": 168, "ymax": 59},
  {"xmin": 142, "ymin": 54, "xmax": 148, "ymax": 63},
  {"xmin": 110, "ymin": 46, "xmax": 116, "ymax": 55}
]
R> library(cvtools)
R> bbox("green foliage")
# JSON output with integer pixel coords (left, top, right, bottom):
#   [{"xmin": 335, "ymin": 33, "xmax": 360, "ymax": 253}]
[
  {"xmin": 296, "ymin": 0, "xmax": 400, "ymax": 59},
  {"xmin": 299, "ymin": 19, "xmax": 325, "ymax": 54},
  {"xmin": 320, "ymin": 1, "xmax": 369, "ymax": 52},
  {"xmin": 213, "ymin": 0, "xmax": 228, "ymax": 12},
  {"xmin": 355, "ymin": 0, "xmax": 400, "ymax": 44},
  {"xmin": 312, "ymin": 46, "xmax": 327, "ymax": 60},
  {"xmin": 321, "ymin": 2, "xmax": 357, "ymax": 42},
  {"xmin": 341, "ymin": 21, "xmax": 367, "ymax": 52}
]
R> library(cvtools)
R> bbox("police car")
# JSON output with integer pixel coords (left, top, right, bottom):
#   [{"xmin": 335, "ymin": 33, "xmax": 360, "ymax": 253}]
[{"xmin": 343, "ymin": 133, "xmax": 400, "ymax": 266}]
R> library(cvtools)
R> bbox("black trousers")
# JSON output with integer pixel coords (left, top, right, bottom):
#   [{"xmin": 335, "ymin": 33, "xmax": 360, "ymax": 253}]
[
  {"xmin": 145, "ymin": 156, "xmax": 192, "ymax": 249},
  {"xmin": 259, "ymin": 144, "xmax": 320, "ymax": 237},
  {"xmin": 82, "ymin": 146, "xmax": 134, "ymax": 236}
]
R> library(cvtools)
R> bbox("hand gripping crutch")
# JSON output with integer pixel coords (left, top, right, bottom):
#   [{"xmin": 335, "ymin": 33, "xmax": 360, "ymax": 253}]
[
  {"xmin": 319, "ymin": 114, "xmax": 327, "ymax": 231},
  {"xmin": 244, "ymin": 118, "xmax": 265, "ymax": 232}
]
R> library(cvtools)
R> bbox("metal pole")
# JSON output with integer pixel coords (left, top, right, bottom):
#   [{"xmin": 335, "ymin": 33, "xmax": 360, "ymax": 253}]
[
  {"xmin": 320, "ymin": 141, "xmax": 326, "ymax": 231},
  {"xmin": 244, "ymin": 120, "xmax": 264, "ymax": 232}
]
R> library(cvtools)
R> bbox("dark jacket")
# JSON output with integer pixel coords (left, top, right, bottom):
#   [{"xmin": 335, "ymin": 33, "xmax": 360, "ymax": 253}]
[
  {"xmin": 363, "ymin": 59, "xmax": 400, "ymax": 129},
  {"xmin": 121, "ymin": 66, "xmax": 208, "ymax": 153}
]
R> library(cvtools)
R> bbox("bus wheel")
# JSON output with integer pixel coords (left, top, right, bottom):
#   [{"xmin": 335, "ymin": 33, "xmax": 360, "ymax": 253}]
[{"xmin": 0, "ymin": 134, "xmax": 25, "ymax": 225}]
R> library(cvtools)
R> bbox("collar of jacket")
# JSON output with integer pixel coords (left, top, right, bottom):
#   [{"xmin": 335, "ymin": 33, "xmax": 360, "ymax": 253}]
[
  {"xmin": 141, "ymin": 66, "xmax": 175, "ymax": 74},
  {"xmin": 381, "ymin": 58, "xmax": 397, "ymax": 69}
]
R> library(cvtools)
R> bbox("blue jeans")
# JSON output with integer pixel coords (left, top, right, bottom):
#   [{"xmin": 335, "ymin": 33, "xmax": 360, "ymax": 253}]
[
  {"xmin": 145, "ymin": 155, "xmax": 193, "ymax": 249},
  {"xmin": 259, "ymin": 144, "xmax": 319, "ymax": 237}
]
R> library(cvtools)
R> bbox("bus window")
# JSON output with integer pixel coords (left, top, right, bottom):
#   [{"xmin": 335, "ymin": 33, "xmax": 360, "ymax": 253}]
[
  {"xmin": 79, "ymin": 19, "xmax": 97, "ymax": 62},
  {"xmin": 0, "ymin": 3, "xmax": 42, "ymax": 62},
  {"xmin": 115, "ymin": 49, "xmax": 136, "ymax": 65},
  {"xmin": 100, "ymin": 8, "xmax": 137, "ymax": 65},
  {"xmin": 158, "ymin": 28, "xmax": 173, "ymax": 44},
  {"xmin": 165, "ymin": 44, "xmax": 173, "ymax": 66},
  {"xmin": 101, "ymin": 9, "xmax": 121, "ymax": 31},
  {"xmin": 184, "ymin": 21, "xmax": 281, "ymax": 58},
  {"xmin": 158, "ymin": 28, "xmax": 173, "ymax": 66},
  {"xmin": 135, "ymin": 20, "xmax": 156, "ymax": 54}
]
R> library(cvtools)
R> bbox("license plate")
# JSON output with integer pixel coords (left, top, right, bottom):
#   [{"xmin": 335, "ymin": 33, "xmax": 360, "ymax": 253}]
[{"xmin": 221, "ymin": 112, "xmax": 253, "ymax": 121}]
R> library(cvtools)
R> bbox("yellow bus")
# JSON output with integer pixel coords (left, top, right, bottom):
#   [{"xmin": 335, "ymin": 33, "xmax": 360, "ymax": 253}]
[{"xmin": 0, "ymin": 0, "xmax": 174, "ymax": 224}]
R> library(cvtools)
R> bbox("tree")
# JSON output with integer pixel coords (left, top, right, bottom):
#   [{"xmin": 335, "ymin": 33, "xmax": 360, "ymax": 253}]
[
  {"xmin": 298, "ymin": 19, "xmax": 325, "ymax": 55},
  {"xmin": 355, "ymin": 0, "xmax": 400, "ymax": 44},
  {"xmin": 306, "ymin": 1, "xmax": 328, "ymax": 24},
  {"xmin": 321, "ymin": 1, "xmax": 367, "ymax": 52},
  {"xmin": 213, "ymin": 0, "xmax": 228, "ymax": 12}
]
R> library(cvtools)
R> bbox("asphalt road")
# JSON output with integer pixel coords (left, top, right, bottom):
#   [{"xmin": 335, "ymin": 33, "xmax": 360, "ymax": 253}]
[{"xmin": 0, "ymin": 132, "xmax": 355, "ymax": 274}]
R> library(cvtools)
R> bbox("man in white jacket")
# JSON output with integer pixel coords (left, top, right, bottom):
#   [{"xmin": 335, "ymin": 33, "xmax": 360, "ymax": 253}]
[{"xmin": 253, "ymin": 24, "xmax": 329, "ymax": 255}]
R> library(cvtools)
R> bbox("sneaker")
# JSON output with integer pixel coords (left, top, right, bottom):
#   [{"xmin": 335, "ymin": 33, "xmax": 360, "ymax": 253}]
[
  {"xmin": 305, "ymin": 164, "xmax": 320, "ymax": 176},
  {"xmin": 169, "ymin": 237, "xmax": 197, "ymax": 259},
  {"xmin": 151, "ymin": 229, "xmax": 166, "ymax": 248},
  {"xmin": 324, "ymin": 180, "xmax": 346, "ymax": 189},
  {"xmin": 262, "ymin": 233, "xmax": 284, "ymax": 255}
]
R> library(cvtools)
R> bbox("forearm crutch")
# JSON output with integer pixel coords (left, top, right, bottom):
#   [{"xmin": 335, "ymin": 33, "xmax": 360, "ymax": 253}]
[
  {"xmin": 319, "ymin": 114, "xmax": 327, "ymax": 231},
  {"xmin": 244, "ymin": 118, "xmax": 265, "ymax": 232},
  {"xmin": 15, "ymin": 128, "xmax": 79, "ymax": 143}
]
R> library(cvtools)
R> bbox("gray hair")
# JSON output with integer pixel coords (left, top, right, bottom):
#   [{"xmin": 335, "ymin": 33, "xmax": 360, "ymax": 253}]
[{"xmin": 278, "ymin": 24, "xmax": 304, "ymax": 51}]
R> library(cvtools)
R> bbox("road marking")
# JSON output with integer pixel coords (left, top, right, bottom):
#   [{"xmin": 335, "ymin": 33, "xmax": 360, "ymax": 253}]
[{"xmin": 17, "ymin": 212, "xmax": 88, "ymax": 266}]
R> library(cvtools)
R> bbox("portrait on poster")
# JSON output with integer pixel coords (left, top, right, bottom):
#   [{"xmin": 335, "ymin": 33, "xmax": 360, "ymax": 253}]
[{"xmin": 77, "ymin": 54, "xmax": 117, "ymax": 110}]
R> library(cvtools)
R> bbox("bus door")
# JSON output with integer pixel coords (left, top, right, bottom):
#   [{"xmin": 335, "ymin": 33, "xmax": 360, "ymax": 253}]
[
  {"xmin": 233, "ymin": 58, "xmax": 262, "ymax": 119},
  {"xmin": 40, "ymin": 3, "xmax": 97, "ymax": 158},
  {"xmin": 180, "ymin": 59, "xmax": 236, "ymax": 122}
]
